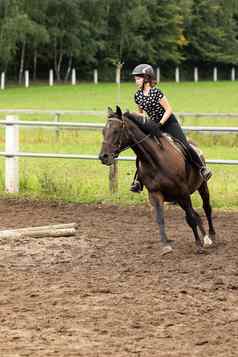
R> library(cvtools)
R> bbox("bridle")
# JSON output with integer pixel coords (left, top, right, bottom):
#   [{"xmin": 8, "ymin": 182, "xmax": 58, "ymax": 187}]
[{"xmin": 103, "ymin": 116, "xmax": 151, "ymax": 157}]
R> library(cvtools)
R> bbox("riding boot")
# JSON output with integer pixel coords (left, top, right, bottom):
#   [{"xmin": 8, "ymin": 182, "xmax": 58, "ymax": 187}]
[
  {"xmin": 130, "ymin": 170, "xmax": 143, "ymax": 193},
  {"xmin": 187, "ymin": 145, "xmax": 212, "ymax": 181}
]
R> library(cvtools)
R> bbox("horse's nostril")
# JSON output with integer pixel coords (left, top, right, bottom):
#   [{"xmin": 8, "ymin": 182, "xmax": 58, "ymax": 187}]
[{"xmin": 99, "ymin": 153, "xmax": 108, "ymax": 161}]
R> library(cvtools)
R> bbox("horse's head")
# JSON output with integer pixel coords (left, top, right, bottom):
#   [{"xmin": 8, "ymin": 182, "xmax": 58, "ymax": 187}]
[{"xmin": 99, "ymin": 106, "xmax": 128, "ymax": 166}]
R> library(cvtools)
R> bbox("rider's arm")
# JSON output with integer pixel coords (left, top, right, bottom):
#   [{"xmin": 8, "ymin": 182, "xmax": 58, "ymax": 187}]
[
  {"xmin": 159, "ymin": 96, "xmax": 173, "ymax": 125},
  {"xmin": 137, "ymin": 105, "xmax": 144, "ymax": 116}
]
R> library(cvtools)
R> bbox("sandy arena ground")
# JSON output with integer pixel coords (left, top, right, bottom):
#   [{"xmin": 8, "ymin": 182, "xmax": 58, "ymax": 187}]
[{"xmin": 0, "ymin": 198, "xmax": 237, "ymax": 357}]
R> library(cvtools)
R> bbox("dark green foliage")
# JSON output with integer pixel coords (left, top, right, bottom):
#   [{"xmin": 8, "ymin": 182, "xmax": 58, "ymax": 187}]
[
  {"xmin": 0, "ymin": 0, "xmax": 237, "ymax": 80},
  {"xmin": 184, "ymin": 0, "xmax": 238, "ymax": 65}
]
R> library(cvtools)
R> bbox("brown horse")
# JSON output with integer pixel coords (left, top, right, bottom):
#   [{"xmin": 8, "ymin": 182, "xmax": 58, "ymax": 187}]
[{"xmin": 99, "ymin": 106, "xmax": 216, "ymax": 255}]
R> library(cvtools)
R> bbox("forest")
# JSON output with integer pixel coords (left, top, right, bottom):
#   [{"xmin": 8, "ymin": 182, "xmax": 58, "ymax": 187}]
[{"xmin": 0, "ymin": 0, "xmax": 238, "ymax": 82}]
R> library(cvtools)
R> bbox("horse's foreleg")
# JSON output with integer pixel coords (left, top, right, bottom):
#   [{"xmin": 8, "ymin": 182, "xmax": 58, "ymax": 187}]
[
  {"xmin": 198, "ymin": 182, "xmax": 216, "ymax": 246},
  {"xmin": 149, "ymin": 191, "xmax": 173, "ymax": 255},
  {"xmin": 178, "ymin": 196, "xmax": 204, "ymax": 253}
]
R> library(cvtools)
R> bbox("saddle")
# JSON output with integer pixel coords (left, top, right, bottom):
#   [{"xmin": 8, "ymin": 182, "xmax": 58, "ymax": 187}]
[{"xmin": 160, "ymin": 133, "xmax": 205, "ymax": 164}]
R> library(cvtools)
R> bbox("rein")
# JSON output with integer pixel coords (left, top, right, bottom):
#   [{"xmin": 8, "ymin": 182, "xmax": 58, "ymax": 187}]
[{"xmin": 104, "ymin": 117, "xmax": 151, "ymax": 156}]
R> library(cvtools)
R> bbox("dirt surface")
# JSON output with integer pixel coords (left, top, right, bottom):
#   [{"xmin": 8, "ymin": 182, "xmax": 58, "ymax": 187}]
[{"xmin": 0, "ymin": 198, "xmax": 237, "ymax": 357}]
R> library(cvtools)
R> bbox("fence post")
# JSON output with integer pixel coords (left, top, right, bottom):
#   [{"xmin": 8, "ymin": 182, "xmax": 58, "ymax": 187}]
[
  {"xmin": 116, "ymin": 65, "xmax": 120, "ymax": 84},
  {"xmin": 25, "ymin": 70, "xmax": 29, "ymax": 88},
  {"xmin": 72, "ymin": 68, "xmax": 76, "ymax": 85},
  {"xmin": 156, "ymin": 67, "xmax": 160, "ymax": 83},
  {"xmin": 231, "ymin": 67, "xmax": 235, "ymax": 81},
  {"xmin": 5, "ymin": 115, "xmax": 19, "ymax": 193},
  {"xmin": 109, "ymin": 161, "xmax": 118, "ymax": 193},
  {"xmin": 54, "ymin": 112, "xmax": 61, "ymax": 140},
  {"xmin": 1, "ymin": 72, "xmax": 5, "ymax": 90},
  {"xmin": 49, "ymin": 69, "xmax": 54, "ymax": 86},
  {"xmin": 194, "ymin": 67, "xmax": 198, "ymax": 82},
  {"xmin": 116, "ymin": 62, "xmax": 123, "ymax": 105},
  {"xmin": 213, "ymin": 67, "xmax": 217, "ymax": 82},
  {"xmin": 175, "ymin": 67, "xmax": 180, "ymax": 83},
  {"xmin": 94, "ymin": 69, "xmax": 98, "ymax": 84}
]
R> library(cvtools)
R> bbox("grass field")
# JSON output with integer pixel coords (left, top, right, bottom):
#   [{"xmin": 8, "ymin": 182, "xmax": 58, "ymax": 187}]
[
  {"xmin": 0, "ymin": 81, "xmax": 237, "ymax": 208},
  {"xmin": 1, "ymin": 81, "xmax": 238, "ymax": 113}
]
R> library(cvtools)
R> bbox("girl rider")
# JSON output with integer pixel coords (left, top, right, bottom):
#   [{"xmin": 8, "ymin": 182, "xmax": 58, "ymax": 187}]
[{"xmin": 130, "ymin": 63, "xmax": 212, "ymax": 193}]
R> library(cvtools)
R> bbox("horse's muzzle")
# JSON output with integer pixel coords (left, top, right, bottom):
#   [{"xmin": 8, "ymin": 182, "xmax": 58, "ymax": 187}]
[{"xmin": 99, "ymin": 152, "xmax": 114, "ymax": 166}]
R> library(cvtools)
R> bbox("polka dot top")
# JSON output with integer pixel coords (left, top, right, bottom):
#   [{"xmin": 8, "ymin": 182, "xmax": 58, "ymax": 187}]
[{"xmin": 134, "ymin": 87, "xmax": 165, "ymax": 122}]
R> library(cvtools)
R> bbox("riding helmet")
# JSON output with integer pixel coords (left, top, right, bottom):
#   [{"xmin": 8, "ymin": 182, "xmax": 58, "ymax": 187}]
[{"xmin": 132, "ymin": 64, "xmax": 155, "ymax": 80}]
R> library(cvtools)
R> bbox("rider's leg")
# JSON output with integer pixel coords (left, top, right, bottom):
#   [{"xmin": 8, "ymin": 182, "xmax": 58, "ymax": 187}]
[
  {"xmin": 130, "ymin": 159, "xmax": 143, "ymax": 193},
  {"xmin": 185, "ymin": 145, "xmax": 212, "ymax": 181},
  {"xmin": 130, "ymin": 170, "xmax": 143, "ymax": 193},
  {"xmin": 161, "ymin": 115, "xmax": 212, "ymax": 181}
]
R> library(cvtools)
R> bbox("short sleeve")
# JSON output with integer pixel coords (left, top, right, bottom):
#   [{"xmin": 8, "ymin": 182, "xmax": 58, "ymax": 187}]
[{"xmin": 156, "ymin": 88, "xmax": 164, "ymax": 101}]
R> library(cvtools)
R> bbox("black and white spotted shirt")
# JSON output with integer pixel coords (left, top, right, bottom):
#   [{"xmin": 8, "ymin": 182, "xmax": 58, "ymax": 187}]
[{"xmin": 134, "ymin": 87, "xmax": 165, "ymax": 123}]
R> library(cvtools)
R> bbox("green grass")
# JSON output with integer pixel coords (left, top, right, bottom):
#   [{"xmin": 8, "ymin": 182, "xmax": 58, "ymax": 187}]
[
  {"xmin": 0, "ymin": 81, "xmax": 238, "ymax": 112},
  {"xmin": 0, "ymin": 81, "xmax": 237, "ymax": 208}
]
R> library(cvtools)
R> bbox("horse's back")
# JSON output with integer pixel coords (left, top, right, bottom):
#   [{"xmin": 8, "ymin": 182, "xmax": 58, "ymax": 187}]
[{"xmin": 153, "ymin": 134, "xmax": 203, "ymax": 195}]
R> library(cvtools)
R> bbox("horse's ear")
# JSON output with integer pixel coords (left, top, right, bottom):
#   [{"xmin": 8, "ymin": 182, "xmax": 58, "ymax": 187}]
[
  {"xmin": 107, "ymin": 107, "xmax": 114, "ymax": 117},
  {"xmin": 116, "ymin": 105, "xmax": 122, "ymax": 118}
]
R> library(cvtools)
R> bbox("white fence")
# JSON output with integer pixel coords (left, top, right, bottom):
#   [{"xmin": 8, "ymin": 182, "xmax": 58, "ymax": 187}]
[
  {"xmin": 0, "ymin": 111, "xmax": 237, "ymax": 193},
  {"xmin": 0, "ymin": 66, "xmax": 237, "ymax": 89}
]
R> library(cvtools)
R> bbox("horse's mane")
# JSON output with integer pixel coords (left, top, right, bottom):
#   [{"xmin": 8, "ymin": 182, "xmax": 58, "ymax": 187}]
[
  {"xmin": 124, "ymin": 111, "xmax": 143, "ymax": 122},
  {"xmin": 124, "ymin": 111, "xmax": 162, "ymax": 138}
]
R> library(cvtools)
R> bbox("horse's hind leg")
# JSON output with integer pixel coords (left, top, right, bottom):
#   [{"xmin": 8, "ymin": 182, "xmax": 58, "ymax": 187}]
[
  {"xmin": 149, "ymin": 191, "xmax": 173, "ymax": 255},
  {"xmin": 178, "ymin": 196, "xmax": 204, "ymax": 253},
  {"xmin": 198, "ymin": 182, "xmax": 216, "ymax": 246},
  {"xmin": 193, "ymin": 210, "xmax": 206, "ymax": 237}
]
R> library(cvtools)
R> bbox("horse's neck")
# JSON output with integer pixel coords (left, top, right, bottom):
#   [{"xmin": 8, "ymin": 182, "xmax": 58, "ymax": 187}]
[{"xmin": 127, "ymin": 122, "xmax": 160, "ymax": 166}]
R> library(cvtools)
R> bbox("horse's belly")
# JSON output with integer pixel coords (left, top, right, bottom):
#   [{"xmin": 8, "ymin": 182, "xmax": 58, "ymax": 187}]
[
  {"xmin": 147, "ymin": 170, "xmax": 202, "ymax": 199},
  {"xmin": 161, "ymin": 186, "xmax": 189, "ymax": 201},
  {"xmin": 144, "ymin": 176, "xmax": 189, "ymax": 199}
]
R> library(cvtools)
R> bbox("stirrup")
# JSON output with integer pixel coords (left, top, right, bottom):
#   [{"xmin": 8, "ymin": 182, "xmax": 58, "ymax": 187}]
[
  {"xmin": 200, "ymin": 167, "xmax": 212, "ymax": 181},
  {"xmin": 130, "ymin": 180, "xmax": 143, "ymax": 193}
]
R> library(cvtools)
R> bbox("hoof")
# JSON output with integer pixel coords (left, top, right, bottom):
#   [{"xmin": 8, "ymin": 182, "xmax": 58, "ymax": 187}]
[
  {"xmin": 203, "ymin": 235, "xmax": 213, "ymax": 247},
  {"xmin": 196, "ymin": 246, "xmax": 205, "ymax": 254},
  {"xmin": 167, "ymin": 239, "xmax": 175, "ymax": 244},
  {"xmin": 161, "ymin": 245, "xmax": 173, "ymax": 255}
]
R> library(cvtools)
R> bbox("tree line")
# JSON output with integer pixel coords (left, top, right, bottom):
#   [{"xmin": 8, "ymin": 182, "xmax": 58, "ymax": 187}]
[{"xmin": 0, "ymin": 0, "xmax": 238, "ymax": 82}]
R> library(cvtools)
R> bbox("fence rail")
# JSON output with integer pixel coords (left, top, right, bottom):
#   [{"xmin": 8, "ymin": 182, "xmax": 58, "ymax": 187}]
[
  {"xmin": 0, "ymin": 113, "xmax": 237, "ymax": 193},
  {"xmin": 0, "ymin": 152, "xmax": 237, "ymax": 166},
  {"xmin": 1, "ymin": 109, "xmax": 238, "ymax": 118},
  {"xmin": 0, "ymin": 109, "xmax": 105, "ymax": 116},
  {"xmin": 1, "ymin": 120, "xmax": 238, "ymax": 133}
]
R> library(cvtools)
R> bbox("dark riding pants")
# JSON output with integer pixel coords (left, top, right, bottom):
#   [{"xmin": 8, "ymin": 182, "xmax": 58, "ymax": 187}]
[
  {"xmin": 160, "ymin": 114, "xmax": 205, "ymax": 169},
  {"xmin": 160, "ymin": 114, "xmax": 187, "ymax": 144}
]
